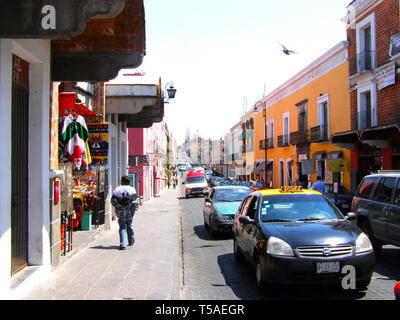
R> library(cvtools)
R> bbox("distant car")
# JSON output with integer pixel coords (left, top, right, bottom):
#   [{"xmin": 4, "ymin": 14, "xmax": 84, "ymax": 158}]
[
  {"xmin": 250, "ymin": 181, "xmax": 265, "ymax": 191},
  {"xmin": 203, "ymin": 186, "xmax": 252, "ymax": 236},
  {"xmin": 324, "ymin": 184, "xmax": 354, "ymax": 213},
  {"xmin": 352, "ymin": 171, "xmax": 400, "ymax": 255},
  {"xmin": 233, "ymin": 186, "xmax": 375, "ymax": 291},
  {"xmin": 184, "ymin": 171, "xmax": 209, "ymax": 198}
]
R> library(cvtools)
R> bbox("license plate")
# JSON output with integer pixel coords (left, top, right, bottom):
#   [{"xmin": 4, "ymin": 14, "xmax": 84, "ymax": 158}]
[{"xmin": 316, "ymin": 262, "xmax": 340, "ymax": 274}]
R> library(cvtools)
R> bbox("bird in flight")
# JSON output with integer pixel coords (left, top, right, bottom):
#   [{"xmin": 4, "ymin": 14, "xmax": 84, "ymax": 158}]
[{"xmin": 280, "ymin": 43, "xmax": 298, "ymax": 55}]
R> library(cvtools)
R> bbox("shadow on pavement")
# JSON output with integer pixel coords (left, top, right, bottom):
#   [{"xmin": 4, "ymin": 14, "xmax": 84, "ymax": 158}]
[
  {"xmin": 217, "ymin": 253, "xmax": 367, "ymax": 300},
  {"xmin": 374, "ymin": 246, "xmax": 400, "ymax": 281},
  {"xmin": 193, "ymin": 224, "xmax": 233, "ymax": 241},
  {"xmin": 89, "ymin": 245, "xmax": 121, "ymax": 250}
]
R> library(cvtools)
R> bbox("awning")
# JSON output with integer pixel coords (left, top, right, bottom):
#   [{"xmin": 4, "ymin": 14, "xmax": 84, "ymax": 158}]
[
  {"xmin": 360, "ymin": 124, "xmax": 400, "ymax": 142},
  {"xmin": 331, "ymin": 130, "xmax": 359, "ymax": 150},
  {"xmin": 327, "ymin": 151, "xmax": 343, "ymax": 160},
  {"xmin": 59, "ymin": 92, "xmax": 96, "ymax": 118},
  {"xmin": 254, "ymin": 160, "xmax": 273, "ymax": 173},
  {"xmin": 312, "ymin": 151, "xmax": 326, "ymax": 160}
]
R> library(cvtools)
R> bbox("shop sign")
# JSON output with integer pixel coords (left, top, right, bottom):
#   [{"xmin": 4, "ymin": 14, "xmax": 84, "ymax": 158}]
[
  {"xmin": 328, "ymin": 160, "xmax": 346, "ymax": 173},
  {"xmin": 389, "ymin": 33, "xmax": 400, "ymax": 57},
  {"xmin": 375, "ymin": 62, "xmax": 396, "ymax": 90},
  {"xmin": 87, "ymin": 123, "xmax": 109, "ymax": 165}
]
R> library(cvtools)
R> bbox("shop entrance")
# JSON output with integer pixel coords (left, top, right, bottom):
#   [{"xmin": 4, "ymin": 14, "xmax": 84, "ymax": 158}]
[{"xmin": 11, "ymin": 55, "xmax": 29, "ymax": 275}]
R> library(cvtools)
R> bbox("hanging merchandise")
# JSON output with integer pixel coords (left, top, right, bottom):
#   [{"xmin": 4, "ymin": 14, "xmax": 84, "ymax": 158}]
[{"xmin": 61, "ymin": 114, "xmax": 92, "ymax": 171}]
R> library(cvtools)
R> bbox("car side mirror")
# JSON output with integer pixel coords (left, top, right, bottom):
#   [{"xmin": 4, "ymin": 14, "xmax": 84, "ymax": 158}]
[
  {"xmin": 345, "ymin": 212, "xmax": 357, "ymax": 221},
  {"xmin": 239, "ymin": 215, "xmax": 254, "ymax": 225}
]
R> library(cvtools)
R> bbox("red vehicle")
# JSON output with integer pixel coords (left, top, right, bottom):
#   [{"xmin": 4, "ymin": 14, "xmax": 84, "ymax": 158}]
[
  {"xmin": 250, "ymin": 181, "xmax": 267, "ymax": 192},
  {"xmin": 184, "ymin": 171, "xmax": 209, "ymax": 198}
]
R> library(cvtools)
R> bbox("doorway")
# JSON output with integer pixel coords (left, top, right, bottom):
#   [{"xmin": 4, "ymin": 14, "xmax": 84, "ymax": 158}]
[{"xmin": 11, "ymin": 55, "xmax": 29, "ymax": 275}]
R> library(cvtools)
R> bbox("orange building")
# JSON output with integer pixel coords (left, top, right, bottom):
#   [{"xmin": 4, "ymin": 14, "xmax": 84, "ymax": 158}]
[{"xmin": 252, "ymin": 41, "xmax": 351, "ymax": 191}]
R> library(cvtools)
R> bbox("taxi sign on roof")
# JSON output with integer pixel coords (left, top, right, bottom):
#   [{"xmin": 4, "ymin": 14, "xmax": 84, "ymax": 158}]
[{"xmin": 280, "ymin": 186, "xmax": 303, "ymax": 193}]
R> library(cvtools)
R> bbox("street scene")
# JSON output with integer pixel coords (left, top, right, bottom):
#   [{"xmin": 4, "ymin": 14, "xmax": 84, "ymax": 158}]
[{"xmin": 1, "ymin": 0, "xmax": 400, "ymax": 305}]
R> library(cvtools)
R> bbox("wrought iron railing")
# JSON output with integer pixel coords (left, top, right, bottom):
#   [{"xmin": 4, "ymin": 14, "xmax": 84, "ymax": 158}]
[{"xmin": 349, "ymin": 50, "xmax": 376, "ymax": 76}]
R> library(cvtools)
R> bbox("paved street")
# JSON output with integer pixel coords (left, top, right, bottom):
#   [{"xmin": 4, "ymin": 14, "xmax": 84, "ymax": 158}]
[
  {"xmin": 14, "ymin": 177, "xmax": 400, "ymax": 301},
  {"xmin": 179, "ymin": 181, "xmax": 400, "ymax": 300}
]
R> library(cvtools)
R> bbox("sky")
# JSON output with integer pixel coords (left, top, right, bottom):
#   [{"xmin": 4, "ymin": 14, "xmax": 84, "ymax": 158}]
[{"xmin": 116, "ymin": 0, "xmax": 352, "ymax": 145}]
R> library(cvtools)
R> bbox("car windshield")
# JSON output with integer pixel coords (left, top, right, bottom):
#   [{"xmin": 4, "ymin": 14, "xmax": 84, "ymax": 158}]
[
  {"xmin": 260, "ymin": 194, "xmax": 344, "ymax": 222},
  {"xmin": 187, "ymin": 176, "xmax": 206, "ymax": 184},
  {"xmin": 215, "ymin": 188, "xmax": 252, "ymax": 202}
]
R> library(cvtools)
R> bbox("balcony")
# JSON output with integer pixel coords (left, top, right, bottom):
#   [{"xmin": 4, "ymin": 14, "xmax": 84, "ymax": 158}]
[
  {"xmin": 259, "ymin": 139, "xmax": 274, "ymax": 150},
  {"xmin": 349, "ymin": 50, "xmax": 376, "ymax": 77},
  {"xmin": 352, "ymin": 109, "xmax": 377, "ymax": 131},
  {"xmin": 310, "ymin": 125, "xmax": 329, "ymax": 143},
  {"xmin": 290, "ymin": 130, "xmax": 309, "ymax": 145},
  {"xmin": 277, "ymin": 135, "xmax": 290, "ymax": 147}
]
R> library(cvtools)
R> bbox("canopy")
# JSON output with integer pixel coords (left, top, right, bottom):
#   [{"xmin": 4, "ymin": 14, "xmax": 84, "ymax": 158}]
[{"xmin": 59, "ymin": 92, "xmax": 97, "ymax": 118}]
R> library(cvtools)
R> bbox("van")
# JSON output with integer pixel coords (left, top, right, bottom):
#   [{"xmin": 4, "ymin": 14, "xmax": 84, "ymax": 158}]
[
  {"xmin": 184, "ymin": 171, "xmax": 209, "ymax": 198},
  {"xmin": 352, "ymin": 171, "xmax": 400, "ymax": 255}
]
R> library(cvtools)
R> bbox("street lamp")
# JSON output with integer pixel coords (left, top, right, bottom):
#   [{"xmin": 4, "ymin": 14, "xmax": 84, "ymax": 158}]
[
  {"xmin": 164, "ymin": 82, "xmax": 177, "ymax": 104},
  {"xmin": 263, "ymin": 102, "xmax": 268, "ymax": 187}
]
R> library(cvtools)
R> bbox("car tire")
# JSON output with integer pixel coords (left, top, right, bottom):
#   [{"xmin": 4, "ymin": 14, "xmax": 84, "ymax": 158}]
[
  {"xmin": 208, "ymin": 218, "xmax": 217, "ymax": 238},
  {"xmin": 203, "ymin": 214, "xmax": 209, "ymax": 230},
  {"xmin": 255, "ymin": 255, "xmax": 265, "ymax": 291},
  {"xmin": 356, "ymin": 278, "xmax": 371, "ymax": 291},
  {"xmin": 359, "ymin": 221, "xmax": 382, "ymax": 256},
  {"xmin": 233, "ymin": 238, "xmax": 244, "ymax": 263}
]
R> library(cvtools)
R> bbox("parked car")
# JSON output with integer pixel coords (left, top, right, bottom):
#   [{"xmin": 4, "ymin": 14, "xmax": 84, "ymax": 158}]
[
  {"xmin": 352, "ymin": 171, "xmax": 400, "ymax": 255},
  {"xmin": 184, "ymin": 171, "xmax": 209, "ymax": 198},
  {"xmin": 233, "ymin": 187, "xmax": 375, "ymax": 291},
  {"xmin": 324, "ymin": 184, "xmax": 354, "ymax": 213},
  {"xmin": 203, "ymin": 186, "xmax": 252, "ymax": 236},
  {"xmin": 250, "ymin": 181, "xmax": 266, "ymax": 191}
]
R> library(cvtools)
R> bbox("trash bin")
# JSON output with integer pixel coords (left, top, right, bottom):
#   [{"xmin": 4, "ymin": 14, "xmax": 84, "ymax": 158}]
[{"xmin": 81, "ymin": 211, "xmax": 92, "ymax": 231}]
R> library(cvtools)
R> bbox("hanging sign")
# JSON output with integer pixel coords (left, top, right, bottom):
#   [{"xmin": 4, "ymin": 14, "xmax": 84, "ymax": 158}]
[
  {"xmin": 87, "ymin": 123, "xmax": 109, "ymax": 165},
  {"xmin": 375, "ymin": 62, "xmax": 396, "ymax": 90}
]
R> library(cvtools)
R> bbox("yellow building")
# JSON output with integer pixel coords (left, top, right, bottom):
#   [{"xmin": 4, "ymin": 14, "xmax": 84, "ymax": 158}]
[
  {"xmin": 253, "ymin": 41, "xmax": 351, "ymax": 191},
  {"xmin": 240, "ymin": 110, "xmax": 256, "ymax": 181}
]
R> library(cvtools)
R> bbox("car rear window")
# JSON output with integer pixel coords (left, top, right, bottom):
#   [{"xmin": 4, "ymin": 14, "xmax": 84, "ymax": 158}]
[{"xmin": 356, "ymin": 176, "xmax": 379, "ymax": 199}]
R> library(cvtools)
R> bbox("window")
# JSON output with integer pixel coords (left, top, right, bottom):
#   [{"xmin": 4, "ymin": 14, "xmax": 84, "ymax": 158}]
[
  {"xmin": 356, "ymin": 12, "xmax": 376, "ymax": 72},
  {"xmin": 283, "ymin": 112, "xmax": 290, "ymax": 145},
  {"xmin": 392, "ymin": 179, "xmax": 400, "ymax": 206},
  {"xmin": 372, "ymin": 177, "xmax": 396, "ymax": 203},
  {"xmin": 317, "ymin": 95, "xmax": 329, "ymax": 140},
  {"xmin": 357, "ymin": 84, "xmax": 377, "ymax": 130},
  {"xmin": 356, "ymin": 176, "xmax": 379, "ymax": 199},
  {"xmin": 245, "ymin": 196, "xmax": 259, "ymax": 220},
  {"xmin": 297, "ymin": 103, "xmax": 307, "ymax": 132}
]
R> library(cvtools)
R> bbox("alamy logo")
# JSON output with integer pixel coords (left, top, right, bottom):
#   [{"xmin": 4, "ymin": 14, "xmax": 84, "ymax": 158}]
[
  {"xmin": 41, "ymin": 5, "xmax": 56, "ymax": 30},
  {"xmin": 341, "ymin": 265, "xmax": 356, "ymax": 290}
]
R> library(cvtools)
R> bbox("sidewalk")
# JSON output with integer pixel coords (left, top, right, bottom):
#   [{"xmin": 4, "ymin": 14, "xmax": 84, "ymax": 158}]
[{"xmin": 15, "ymin": 188, "xmax": 182, "ymax": 300}]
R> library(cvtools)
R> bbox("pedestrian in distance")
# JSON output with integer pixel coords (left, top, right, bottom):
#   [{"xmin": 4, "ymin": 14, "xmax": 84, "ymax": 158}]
[
  {"xmin": 111, "ymin": 176, "xmax": 139, "ymax": 250},
  {"xmin": 167, "ymin": 179, "xmax": 171, "ymax": 189},
  {"xmin": 310, "ymin": 176, "xmax": 326, "ymax": 194}
]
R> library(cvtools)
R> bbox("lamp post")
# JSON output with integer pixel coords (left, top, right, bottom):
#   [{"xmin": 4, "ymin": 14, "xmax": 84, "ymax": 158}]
[
  {"xmin": 164, "ymin": 82, "xmax": 177, "ymax": 104},
  {"xmin": 263, "ymin": 102, "xmax": 268, "ymax": 187}
]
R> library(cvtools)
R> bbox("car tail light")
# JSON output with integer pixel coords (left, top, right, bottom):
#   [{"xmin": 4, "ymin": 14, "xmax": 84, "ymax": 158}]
[
  {"xmin": 185, "ymin": 188, "xmax": 188, "ymax": 193},
  {"xmin": 351, "ymin": 198, "xmax": 358, "ymax": 212}
]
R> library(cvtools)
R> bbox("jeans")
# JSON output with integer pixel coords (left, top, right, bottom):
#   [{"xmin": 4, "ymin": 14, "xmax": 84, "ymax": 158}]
[{"xmin": 118, "ymin": 218, "xmax": 134, "ymax": 248}]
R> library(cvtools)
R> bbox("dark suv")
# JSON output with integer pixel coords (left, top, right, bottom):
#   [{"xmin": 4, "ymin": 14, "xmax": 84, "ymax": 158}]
[{"xmin": 352, "ymin": 171, "xmax": 400, "ymax": 255}]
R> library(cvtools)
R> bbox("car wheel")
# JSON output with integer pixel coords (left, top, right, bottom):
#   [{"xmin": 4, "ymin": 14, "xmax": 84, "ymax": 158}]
[
  {"xmin": 233, "ymin": 238, "xmax": 244, "ymax": 263},
  {"xmin": 359, "ymin": 221, "xmax": 382, "ymax": 256},
  {"xmin": 255, "ymin": 255, "xmax": 265, "ymax": 290},
  {"xmin": 208, "ymin": 218, "xmax": 217, "ymax": 237}
]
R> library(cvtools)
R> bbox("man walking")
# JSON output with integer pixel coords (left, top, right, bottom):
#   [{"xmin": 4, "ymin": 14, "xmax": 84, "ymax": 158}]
[
  {"xmin": 310, "ymin": 176, "xmax": 326, "ymax": 193},
  {"xmin": 111, "ymin": 176, "xmax": 139, "ymax": 250}
]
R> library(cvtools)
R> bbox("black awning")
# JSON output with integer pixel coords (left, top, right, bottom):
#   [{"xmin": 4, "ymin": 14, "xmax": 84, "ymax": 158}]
[
  {"xmin": 331, "ymin": 130, "xmax": 359, "ymax": 144},
  {"xmin": 312, "ymin": 151, "xmax": 326, "ymax": 160},
  {"xmin": 0, "ymin": 0, "xmax": 125, "ymax": 38},
  {"xmin": 327, "ymin": 151, "xmax": 343, "ymax": 160},
  {"xmin": 360, "ymin": 124, "xmax": 400, "ymax": 141}
]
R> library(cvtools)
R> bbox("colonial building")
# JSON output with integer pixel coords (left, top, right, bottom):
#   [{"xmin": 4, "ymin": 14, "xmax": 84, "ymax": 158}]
[{"xmin": 333, "ymin": 0, "xmax": 400, "ymax": 191}]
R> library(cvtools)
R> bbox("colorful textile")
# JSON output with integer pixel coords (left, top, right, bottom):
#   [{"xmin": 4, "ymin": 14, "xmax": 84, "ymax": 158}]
[{"xmin": 61, "ymin": 114, "xmax": 90, "ymax": 170}]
